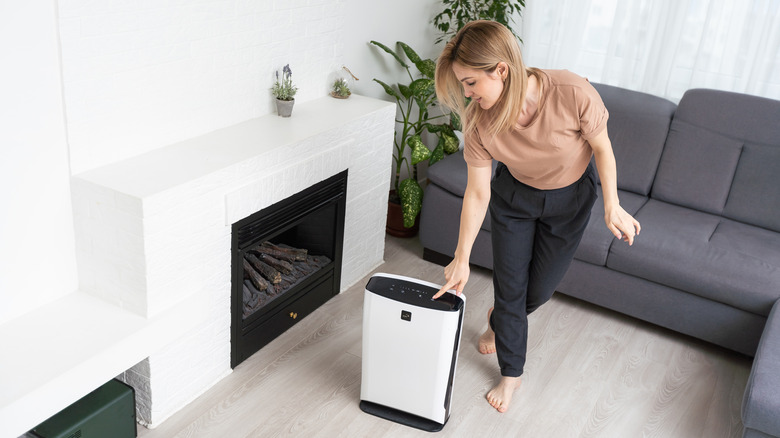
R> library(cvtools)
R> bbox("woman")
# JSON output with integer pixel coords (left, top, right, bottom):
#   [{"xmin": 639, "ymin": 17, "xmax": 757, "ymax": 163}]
[{"xmin": 431, "ymin": 20, "xmax": 641, "ymax": 413}]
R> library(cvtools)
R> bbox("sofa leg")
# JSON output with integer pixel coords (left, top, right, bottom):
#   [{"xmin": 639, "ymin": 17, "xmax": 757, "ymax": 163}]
[{"xmin": 423, "ymin": 248, "xmax": 454, "ymax": 266}]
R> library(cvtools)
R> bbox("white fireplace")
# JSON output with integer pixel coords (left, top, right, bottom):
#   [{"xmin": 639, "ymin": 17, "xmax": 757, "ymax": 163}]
[{"xmin": 2, "ymin": 95, "xmax": 394, "ymax": 434}]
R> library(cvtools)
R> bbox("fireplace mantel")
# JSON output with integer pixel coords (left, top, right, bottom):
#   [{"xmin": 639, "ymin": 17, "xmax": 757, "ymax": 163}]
[
  {"xmin": 75, "ymin": 95, "xmax": 392, "ymax": 201},
  {"xmin": 1, "ymin": 94, "xmax": 395, "ymax": 436}
]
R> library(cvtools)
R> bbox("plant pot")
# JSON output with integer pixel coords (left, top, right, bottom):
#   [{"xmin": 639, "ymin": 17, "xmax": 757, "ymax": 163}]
[
  {"xmin": 275, "ymin": 98, "xmax": 294, "ymax": 117},
  {"xmin": 386, "ymin": 190, "xmax": 419, "ymax": 238}
]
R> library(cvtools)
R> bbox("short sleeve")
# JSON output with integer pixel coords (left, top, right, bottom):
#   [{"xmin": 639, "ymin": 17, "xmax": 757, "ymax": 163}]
[
  {"xmin": 577, "ymin": 80, "xmax": 609, "ymax": 140},
  {"xmin": 463, "ymin": 126, "xmax": 493, "ymax": 167}
]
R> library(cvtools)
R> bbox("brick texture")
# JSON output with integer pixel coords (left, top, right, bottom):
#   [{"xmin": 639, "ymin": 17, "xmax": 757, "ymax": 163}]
[
  {"xmin": 60, "ymin": 0, "xmax": 347, "ymax": 174},
  {"xmin": 72, "ymin": 97, "xmax": 394, "ymax": 426}
]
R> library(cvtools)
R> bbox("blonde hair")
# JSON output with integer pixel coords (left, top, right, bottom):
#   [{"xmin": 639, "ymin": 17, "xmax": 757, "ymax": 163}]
[{"xmin": 435, "ymin": 20, "xmax": 536, "ymax": 137}]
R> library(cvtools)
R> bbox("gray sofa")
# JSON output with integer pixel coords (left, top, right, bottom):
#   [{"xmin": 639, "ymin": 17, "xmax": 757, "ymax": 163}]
[{"xmin": 419, "ymin": 83, "xmax": 780, "ymax": 438}]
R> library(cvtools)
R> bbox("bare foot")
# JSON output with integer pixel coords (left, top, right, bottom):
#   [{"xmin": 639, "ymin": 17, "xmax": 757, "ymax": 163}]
[
  {"xmin": 478, "ymin": 307, "xmax": 496, "ymax": 354},
  {"xmin": 486, "ymin": 376, "xmax": 522, "ymax": 413}
]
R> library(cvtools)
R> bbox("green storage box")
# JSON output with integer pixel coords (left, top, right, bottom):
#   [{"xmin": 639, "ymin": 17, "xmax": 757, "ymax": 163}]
[{"xmin": 32, "ymin": 379, "xmax": 136, "ymax": 438}]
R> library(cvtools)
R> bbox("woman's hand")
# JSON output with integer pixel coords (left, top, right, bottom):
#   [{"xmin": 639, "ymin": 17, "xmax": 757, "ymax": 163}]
[
  {"xmin": 434, "ymin": 257, "xmax": 470, "ymax": 299},
  {"xmin": 605, "ymin": 204, "xmax": 641, "ymax": 245},
  {"xmin": 589, "ymin": 128, "xmax": 641, "ymax": 246},
  {"xmin": 433, "ymin": 164, "xmax": 491, "ymax": 300}
]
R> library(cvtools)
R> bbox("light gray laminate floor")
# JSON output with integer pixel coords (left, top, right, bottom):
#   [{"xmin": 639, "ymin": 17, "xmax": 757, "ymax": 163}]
[{"xmin": 138, "ymin": 235, "xmax": 751, "ymax": 438}]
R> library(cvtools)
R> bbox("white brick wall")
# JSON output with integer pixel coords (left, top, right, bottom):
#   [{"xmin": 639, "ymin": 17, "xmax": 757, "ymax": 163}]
[
  {"xmin": 72, "ymin": 95, "xmax": 395, "ymax": 426},
  {"xmin": 59, "ymin": 0, "xmax": 347, "ymax": 175},
  {"xmin": 70, "ymin": 177, "xmax": 149, "ymax": 314}
]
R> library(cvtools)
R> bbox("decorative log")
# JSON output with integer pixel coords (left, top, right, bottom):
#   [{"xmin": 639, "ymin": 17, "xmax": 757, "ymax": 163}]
[
  {"xmin": 243, "ymin": 259, "xmax": 269, "ymax": 291},
  {"xmin": 252, "ymin": 245, "xmax": 297, "ymax": 263},
  {"xmin": 241, "ymin": 243, "xmax": 334, "ymax": 320},
  {"xmin": 246, "ymin": 254, "xmax": 282, "ymax": 284},
  {"xmin": 255, "ymin": 253, "xmax": 294, "ymax": 274},
  {"xmin": 243, "ymin": 284, "xmax": 260, "ymax": 309},
  {"xmin": 261, "ymin": 241, "xmax": 308, "ymax": 261}
]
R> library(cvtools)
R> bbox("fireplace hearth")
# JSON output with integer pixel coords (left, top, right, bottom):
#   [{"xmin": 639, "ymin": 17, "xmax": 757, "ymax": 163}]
[{"xmin": 231, "ymin": 170, "xmax": 347, "ymax": 368}]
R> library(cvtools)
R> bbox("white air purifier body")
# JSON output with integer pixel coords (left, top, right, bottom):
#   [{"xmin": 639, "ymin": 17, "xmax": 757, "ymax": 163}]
[{"xmin": 360, "ymin": 273, "xmax": 466, "ymax": 432}]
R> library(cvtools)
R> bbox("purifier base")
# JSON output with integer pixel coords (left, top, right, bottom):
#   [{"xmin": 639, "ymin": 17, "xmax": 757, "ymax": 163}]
[{"xmin": 359, "ymin": 400, "xmax": 446, "ymax": 433}]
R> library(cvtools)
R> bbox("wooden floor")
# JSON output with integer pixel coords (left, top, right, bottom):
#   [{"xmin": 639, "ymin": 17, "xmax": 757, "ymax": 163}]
[{"xmin": 138, "ymin": 235, "xmax": 752, "ymax": 438}]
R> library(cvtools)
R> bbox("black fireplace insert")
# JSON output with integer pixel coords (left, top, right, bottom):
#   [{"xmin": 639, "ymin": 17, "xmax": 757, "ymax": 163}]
[{"xmin": 231, "ymin": 170, "xmax": 347, "ymax": 368}]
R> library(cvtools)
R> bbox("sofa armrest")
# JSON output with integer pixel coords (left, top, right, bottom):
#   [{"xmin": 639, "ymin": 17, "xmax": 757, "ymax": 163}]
[{"xmin": 743, "ymin": 299, "xmax": 780, "ymax": 437}]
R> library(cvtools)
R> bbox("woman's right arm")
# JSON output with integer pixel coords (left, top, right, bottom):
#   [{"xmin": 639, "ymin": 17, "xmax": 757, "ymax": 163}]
[{"xmin": 433, "ymin": 163, "xmax": 493, "ymax": 298}]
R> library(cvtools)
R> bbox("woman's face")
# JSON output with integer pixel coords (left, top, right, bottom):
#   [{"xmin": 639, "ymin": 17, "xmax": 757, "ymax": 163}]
[{"xmin": 452, "ymin": 62, "xmax": 507, "ymax": 110}]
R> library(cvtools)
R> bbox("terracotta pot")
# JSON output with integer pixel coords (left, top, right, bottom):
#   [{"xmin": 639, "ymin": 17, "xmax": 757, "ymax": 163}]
[{"xmin": 386, "ymin": 190, "xmax": 419, "ymax": 237}]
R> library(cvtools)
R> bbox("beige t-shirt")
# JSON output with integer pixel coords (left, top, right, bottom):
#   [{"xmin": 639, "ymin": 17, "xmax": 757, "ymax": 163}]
[{"xmin": 464, "ymin": 69, "xmax": 609, "ymax": 190}]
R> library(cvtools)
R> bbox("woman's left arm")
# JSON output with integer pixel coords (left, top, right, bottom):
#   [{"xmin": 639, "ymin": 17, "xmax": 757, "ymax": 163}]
[{"xmin": 589, "ymin": 128, "xmax": 641, "ymax": 245}]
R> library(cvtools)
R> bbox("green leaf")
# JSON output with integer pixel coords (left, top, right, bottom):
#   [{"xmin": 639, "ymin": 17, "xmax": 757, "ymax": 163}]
[
  {"xmin": 370, "ymin": 40, "xmax": 409, "ymax": 69},
  {"xmin": 398, "ymin": 42, "xmax": 436, "ymax": 78},
  {"xmin": 408, "ymin": 135, "xmax": 431, "ymax": 165},
  {"xmin": 398, "ymin": 83, "xmax": 412, "ymax": 99},
  {"xmin": 398, "ymin": 42, "xmax": 422, "ymax": 65},
  {"xmin": 399, "ymin": 178, "xmax": 423, "ymax": 228},
  {"xmin": 450, "ymin": 112, "xmax": 462, "ymax": 131},
  {"xmin": 373, "ymin": 78, "xmax": 401, "ymax": 100},
  {"xmin": 426, "ymin": 123, "xmax": 447, "ymax": 134},
  {"xmin": 442, "ymin": 132, "xmax": 460, "ymax": 154},
  {"xmin": 429, "ymin": 141, "xmax": 445, "ymax": 166},
  {"xmin": 409, "ymin": 78, "xmax": 435, "ymax": 98},
  {"xmin": 417, "ymin": 59, "xmax": 437, "ymax": 79}
]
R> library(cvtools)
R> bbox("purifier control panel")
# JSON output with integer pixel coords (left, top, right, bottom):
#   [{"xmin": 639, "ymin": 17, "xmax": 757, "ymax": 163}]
[{"xmin": 365, "ymin": 275, "xmax": 464, "ymax": 311}]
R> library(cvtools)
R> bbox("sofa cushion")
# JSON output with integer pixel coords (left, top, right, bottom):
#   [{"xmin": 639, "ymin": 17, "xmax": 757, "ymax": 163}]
[
  {"xmin": 591, "ymin": 83, "xmax": 676, "ymax": 196},
  {"xmin": 607, "ymin": 199, "xmax": 780, "ymax": 316},
  {"xmin": 420, "ymin": 183, "xmax": 495, "ymax": 268},
  {"xmin": 574, "ymin": 187, "xmax": 648, "ymax": 266},
  {"xmin": 674, "ymin": 89, "xmax": 780, "ymax": 145},
  {"xmin": 673, "ymin": 88, "xmax": 780, "ymax": 232},
  {"xmin": 651, "ymin": 120, "xmax": 744, "ymax": 214},
  {"xmin": 723, "ymin": 142, "xmax": 780, "ymax": 233},
  {"xmin": 427, "ymin": 150, "xmax": 498, "ymax": 198},
  {"xmin": 427, "ymin": 150, "xmax": 497, "ymax": 232},
  {"xmin": 427, "ymin": 150, "xmax": 470, "ymax": 197}
]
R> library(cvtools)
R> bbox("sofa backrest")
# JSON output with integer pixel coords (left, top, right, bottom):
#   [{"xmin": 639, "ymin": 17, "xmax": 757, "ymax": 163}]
[
  {"xmin": 592, "ymin": 83, "xmax": 677, "ymax": 196},
  {"xmin": 651, "ymin": 89, "xmax": 780, "ymax": 232}
]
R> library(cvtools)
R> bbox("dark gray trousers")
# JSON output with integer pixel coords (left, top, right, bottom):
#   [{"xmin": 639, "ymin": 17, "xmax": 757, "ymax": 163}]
[{"xmin": 489, "ymin": 161, "xmax": 598, "ymax": 377}]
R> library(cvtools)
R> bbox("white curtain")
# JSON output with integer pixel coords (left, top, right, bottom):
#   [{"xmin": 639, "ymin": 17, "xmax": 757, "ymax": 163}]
[{"xmin": 521, "ymin": 0, "xmax": 780, "ymax": 102}]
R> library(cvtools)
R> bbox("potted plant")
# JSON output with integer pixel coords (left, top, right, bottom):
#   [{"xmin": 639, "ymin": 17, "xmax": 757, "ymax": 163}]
[
  {"xmin": 330, "ymin": 78, "xmax": 352, "ymax": 99},
  {"xmin": 272, "ymin": 64, "xmax": 298, "ymax": 117},
  {"xmin": 432, "ymin": 0, "xmax": 525, "ymax": 44},
  {"xmin": 370, "ymin": 41, "xmax": 460, "ymax": 235}
]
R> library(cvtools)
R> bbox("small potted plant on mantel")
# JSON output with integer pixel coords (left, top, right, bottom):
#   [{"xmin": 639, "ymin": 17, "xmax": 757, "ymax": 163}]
[
  {"xmin": 330, "ymin": 66, "xmax": 359, "ymax": 99},
  {"xmin": 331, "ymin": 78, "xmax": 352, "ymax": 99},
  {"xmin": 272, "ymin": 64, "xmax": 298, "ymax": 117}
]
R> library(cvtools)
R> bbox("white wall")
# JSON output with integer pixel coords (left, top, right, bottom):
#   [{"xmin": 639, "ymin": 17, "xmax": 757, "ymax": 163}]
[
  {"xmin": 59, "ymin": 0, "xmax": 350, "ymax": 175},
  {"xmin": 58, "ymin": 0, "xmax": 444, "ymax": 176},
  {"xmin": 0, "ymin": 1, "xmax": 78, "ymax": 325},
  {"xmin": 342, "ymin": 0, "xmax": 442, "ymax": 101},
  {"xmin": 341, "ymin": 0, "xmax": 449, "ymax": 186},
  {"xmin": 0, "ymin": 0, "xmax": 442, "ymax": 325}
]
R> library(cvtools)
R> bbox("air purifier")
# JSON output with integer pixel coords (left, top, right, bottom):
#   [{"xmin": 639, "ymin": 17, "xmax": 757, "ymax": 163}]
[{"xmin": 360, "ymin": 273, "xmax": 466, "ymax": 432}]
